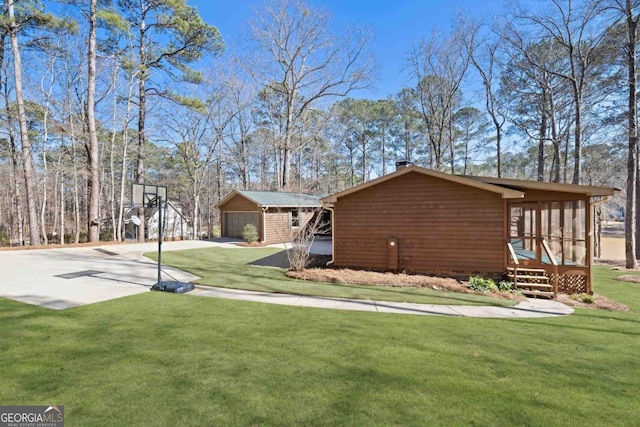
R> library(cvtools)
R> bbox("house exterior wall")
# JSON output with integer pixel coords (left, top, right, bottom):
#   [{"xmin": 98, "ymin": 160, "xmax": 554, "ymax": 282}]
[
  {"xmin": 219, "ymin": 194, "xmax": 264, "ymax": 241},
  {"xmin": 332, "ymin": 171, "xmax": 505, "ymax": 277},
  {"xmin": 146, "ymin": 205, "xmax": 192, "ymax": 240},
  {"xmin": 264, "ymin": 209, "xmax": 315, "ymax": 244}
]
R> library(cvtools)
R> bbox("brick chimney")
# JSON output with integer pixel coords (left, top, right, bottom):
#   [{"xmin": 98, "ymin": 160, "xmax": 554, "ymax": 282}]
[{"xmin": 395, "ymin": 160, "xmax": 413, "ymax": 171}]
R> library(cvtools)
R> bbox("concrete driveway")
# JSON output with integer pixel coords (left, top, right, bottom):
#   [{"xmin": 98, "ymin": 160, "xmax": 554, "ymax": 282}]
[{"xmin": 0, "ymin": 240, "xmax": 234, "ymax": 310}]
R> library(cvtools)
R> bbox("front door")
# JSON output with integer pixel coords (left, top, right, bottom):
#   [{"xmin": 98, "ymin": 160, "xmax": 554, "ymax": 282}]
[{"xmin": 508, "ymin": 202, "xmax": 539, "ymax": 266}]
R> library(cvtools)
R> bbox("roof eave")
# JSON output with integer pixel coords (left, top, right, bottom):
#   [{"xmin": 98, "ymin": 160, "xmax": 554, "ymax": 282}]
[{"xmin": 323, "ymin": 166, "xmax": 525, "ymax": 201}]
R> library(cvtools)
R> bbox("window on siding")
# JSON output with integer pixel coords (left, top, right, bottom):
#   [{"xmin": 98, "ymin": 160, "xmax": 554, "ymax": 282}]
[{"xmin": 290, "ymin": 210, "xmax": 300, "ymax": 228}]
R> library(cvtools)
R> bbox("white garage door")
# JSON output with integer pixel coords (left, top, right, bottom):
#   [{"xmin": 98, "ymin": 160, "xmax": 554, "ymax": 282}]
[{"xmin": 225, "ymin": 212, "xmax": 259, "ymax": 238}]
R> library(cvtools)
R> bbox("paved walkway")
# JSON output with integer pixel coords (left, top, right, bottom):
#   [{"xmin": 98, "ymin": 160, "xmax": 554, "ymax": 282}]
[
  {"xmin": 191, "ymin": 286, "xmax": 574, "ymax": 318},
  {"xmin": 0, "ymin": 240, "xmax": 573, "ymax": 317}
]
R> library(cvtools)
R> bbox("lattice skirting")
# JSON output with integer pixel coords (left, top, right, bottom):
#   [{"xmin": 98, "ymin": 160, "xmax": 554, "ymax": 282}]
[{"xmin": 550, "ymin": 272, "xmax": 588, "ymax": 294}]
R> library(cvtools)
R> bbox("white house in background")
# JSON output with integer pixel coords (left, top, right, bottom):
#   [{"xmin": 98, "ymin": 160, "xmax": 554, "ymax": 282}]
[{"xmin": 124, "ymin": 201, "xmax": 193, "ymax": 240}]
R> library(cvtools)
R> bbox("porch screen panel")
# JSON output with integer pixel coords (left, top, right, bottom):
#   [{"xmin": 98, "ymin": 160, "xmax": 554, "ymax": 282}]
[
  {"xmin": 509, "ymin": 204, "xmax": 538, "ymax": 264},
  {"xmin": 564, "ymin": 200, "xmax": 586, "ymax": 265},
  {"xmin": 541, "ymin": 202, "xmax": 562, "ymax": 263}
]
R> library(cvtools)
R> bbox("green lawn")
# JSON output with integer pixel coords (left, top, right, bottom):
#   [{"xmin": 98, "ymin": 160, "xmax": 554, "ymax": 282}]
[
  {"xmin": 152, "ymin": 247, "xmax": 516, "ymax": 306},
  {"xmin": 0, "ymin": 253, "xmax": 639, "ymax": 425}
]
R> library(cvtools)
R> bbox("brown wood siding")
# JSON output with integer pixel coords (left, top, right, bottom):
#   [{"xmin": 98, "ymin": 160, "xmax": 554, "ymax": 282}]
[
  {"xmin": 333, "ymin": 172, "xmax": 505, "ymax": 276},
  {"xmin": 219, "ymin": 194, "xmax": 263, "ymax": 241},
  {"xmin": 264, "ymin": 209, "xmax": 315, "ymax": 244}
]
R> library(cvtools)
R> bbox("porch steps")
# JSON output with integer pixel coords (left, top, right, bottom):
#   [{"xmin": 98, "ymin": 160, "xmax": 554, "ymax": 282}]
[{"xmin": 506, "ymin": 267, "xmax": 554, "ymax": 299}]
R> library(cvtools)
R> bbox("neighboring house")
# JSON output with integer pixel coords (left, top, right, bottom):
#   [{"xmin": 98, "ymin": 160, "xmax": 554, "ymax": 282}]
[
  {"xmin": 124, "ymin": 201, "xmax": 192, "ymax": 240},
  {"xmin": 217, "ymin": 190, "xmax": 321, "ymax": 244},
  {"xmin": 321, "ymin": 165, "xmax": 618, "ymax": 297}
]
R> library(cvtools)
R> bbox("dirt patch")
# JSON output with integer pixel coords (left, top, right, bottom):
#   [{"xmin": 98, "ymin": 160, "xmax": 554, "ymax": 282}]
[
  {"xmin": 287, "ymin": 268, "xmax": 524, "ymax": 301},
  {"xmin": 237, "ymin": 242, "xmax": 268, "ymax": 247},
  {"xmin": 615, "ymin": 275, "xmax": 640, "ymax": 284},
  {"xmin": 556, "ymin": 293, "xmax": 629, "ymax": 311}
]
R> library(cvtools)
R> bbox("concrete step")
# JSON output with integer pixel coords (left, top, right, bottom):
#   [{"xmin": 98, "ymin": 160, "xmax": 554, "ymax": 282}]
[{"xmin": 520, "ymin": 289, "xmax": 555, "ymax": 299}]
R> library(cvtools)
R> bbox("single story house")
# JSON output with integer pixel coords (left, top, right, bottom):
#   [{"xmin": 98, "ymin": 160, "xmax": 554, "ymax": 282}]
[
  {"xmin": 217, "ymin": 190, "xmax": 321, "ymax": 244},
  {"xmin": 321, "ymin": 165, "xmax": 617, "ymax": 297},
  {"xmin": 124, "ymin": 201, "xmax": 192, "ymax": 240}
]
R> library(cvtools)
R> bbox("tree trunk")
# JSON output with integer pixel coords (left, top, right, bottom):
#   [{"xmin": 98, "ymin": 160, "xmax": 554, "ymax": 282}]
[
  {"xmin": 136, "ymin": 15, "xmax": 147, "ymax": 242},
  {"xmin": 8, "ymin": 0, "xmax": 40, "ymax": 245},
  {"xmin": 572, "ymin": 89, "xmax": 582, "ymax": 185},
  {"xmin": 3, "ymin": 52, "xmax": 24, "ymax": 246},
  {"xmin": 87, "ymin": 0, "xmax": 100, "ymax": 242},
  {"xmin": 537, "ymin": 95, "xmax": 547, "ymax": 182},
  {"xmin": 626, "ymin": 0, "xmax": 639, "ymax": 268}
]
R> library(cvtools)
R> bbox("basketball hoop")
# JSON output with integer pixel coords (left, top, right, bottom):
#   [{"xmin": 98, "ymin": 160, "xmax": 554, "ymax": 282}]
[
  {"xmin": 131, "ymin": 183, "xmax": 167, "ymax": 208},
  {"xmin": 130, "ymin": 183, "xmax": 194, "ymax": 294}
]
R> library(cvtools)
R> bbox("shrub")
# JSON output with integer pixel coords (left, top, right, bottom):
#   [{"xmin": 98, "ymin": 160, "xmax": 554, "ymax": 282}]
[
  {"xmin": 571, "ymin": 293, "xmax": 595, "ymax": 304},
  {"xmin": 468, "ymin": 276, "xmax": 498, "ymax": 292},
  {"xmin": 497, "ymin": 280, "xmax": 514, "ymax": 292},
  {"xmin": 242, "ymin": 223, "xmax": 259, "ymax": 244}
]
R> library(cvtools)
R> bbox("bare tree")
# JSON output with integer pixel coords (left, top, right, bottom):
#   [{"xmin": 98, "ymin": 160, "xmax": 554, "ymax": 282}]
[
  {"xmin": 6, "ymin": 0, "xmax": 40, "ymax": 245},
  {"xmin": 507, "ymin": 0, "xmax": 610, "ymax": 184},
  {"xmin": 284, "ymin": 207, "xmax": 326, "ymax": 272},
  {"xmin": 615, "ymin": 0, "xmax": 640, "ymax": 268},
  {"xmin": 246, "ymin": 0, "xmax": 375, "ymax": 189},
  {"xmin": 459, "ymin": 15, "xmax": 507, "ymax": 177},
  {"xmin": 407, "ymin": 31, "xmax": 469, "ymax": 172},
  {"xmin": 86, "ymin": 0, "xmax": 100, "ymax": 241}
]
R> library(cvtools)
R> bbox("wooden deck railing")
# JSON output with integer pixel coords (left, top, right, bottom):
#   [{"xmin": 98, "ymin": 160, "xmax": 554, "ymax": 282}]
[
  {"xmin": 541, "ymin": 238, "xmax": 559, "ymax": 297},
  {"xmin": 506, "ymin": 241, "xmax": 519, "ymax": 285}
]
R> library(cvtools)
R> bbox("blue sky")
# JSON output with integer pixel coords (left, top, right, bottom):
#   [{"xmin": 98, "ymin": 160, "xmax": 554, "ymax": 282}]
[{"xmin": 193, "ymin": 0, "xmax": 508, "ymax": 99}]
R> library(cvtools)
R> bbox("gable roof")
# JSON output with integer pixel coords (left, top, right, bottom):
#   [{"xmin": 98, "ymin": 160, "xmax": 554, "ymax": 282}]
[
  {"xmin": 218, "ymin": 190, "xmax": 321, "ymax": 208},
  {"xmin": 322, "ymin": 166, "xmax": 619, "ymax": 204},
  {"xmin": 322, "ymin": 165, "xmax": 526, "ymax": 203}
]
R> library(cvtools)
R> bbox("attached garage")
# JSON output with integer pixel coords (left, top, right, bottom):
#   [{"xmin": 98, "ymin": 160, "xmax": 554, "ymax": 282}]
[
  {"xmin": 224, "ymin": 212, "xmax": 259, "ymax": 238},
  {"xmin": 217, "ymin": 190, "xmax": 321, "ymax": 244}
]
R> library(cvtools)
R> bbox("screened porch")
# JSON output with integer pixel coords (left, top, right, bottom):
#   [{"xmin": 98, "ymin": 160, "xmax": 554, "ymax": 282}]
[{"xmin": 507, "ymin": 199, "xmax": 591, "ymax": 294}]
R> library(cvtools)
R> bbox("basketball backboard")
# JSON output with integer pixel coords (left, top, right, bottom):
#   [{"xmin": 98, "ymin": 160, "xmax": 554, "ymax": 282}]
[{"xmin": 132, "ymin": 183, "xmax": 167, "ymax": 208}]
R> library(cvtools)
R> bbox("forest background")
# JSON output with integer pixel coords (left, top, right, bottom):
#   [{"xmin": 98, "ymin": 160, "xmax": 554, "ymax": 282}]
[{"xmin": 1, "ymin": 0, "xmax": 639, "ymax": 266}]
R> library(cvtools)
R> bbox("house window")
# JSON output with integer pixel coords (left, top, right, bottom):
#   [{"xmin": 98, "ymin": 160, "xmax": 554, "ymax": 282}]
[{"xmin": 290, "ymin": 210, "xmax": 300, "ymax": 228}]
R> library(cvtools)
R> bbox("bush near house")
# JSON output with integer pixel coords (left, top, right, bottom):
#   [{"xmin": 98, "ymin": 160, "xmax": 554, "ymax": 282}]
[{"xmin": 242, "ymin": 223, "xmax": 259, "ymax": 244}]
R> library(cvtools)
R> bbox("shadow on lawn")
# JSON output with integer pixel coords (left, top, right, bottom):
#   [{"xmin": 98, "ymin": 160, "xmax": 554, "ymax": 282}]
[
  {"xmin": 502, "ymin": 312, "xmax": 640, "ymax": 335},
  {"xmin": 248, "ymin": 251, "xmax": 289, "ymax": 268}
]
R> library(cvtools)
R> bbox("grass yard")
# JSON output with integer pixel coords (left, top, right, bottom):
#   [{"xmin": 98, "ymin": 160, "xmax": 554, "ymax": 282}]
[
  {"xmin": 152, "ymin": 247, "xmax": 517, "ymax": 306},
  {"xmin": 0, "ymin": 249, "xmax": 639, "ymax": 426}
]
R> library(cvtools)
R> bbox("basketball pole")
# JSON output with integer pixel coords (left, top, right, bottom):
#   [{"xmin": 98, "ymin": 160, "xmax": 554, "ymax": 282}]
[{"xmin": 157, "ymin": 194, "xmax": 163, "ymax": 289}]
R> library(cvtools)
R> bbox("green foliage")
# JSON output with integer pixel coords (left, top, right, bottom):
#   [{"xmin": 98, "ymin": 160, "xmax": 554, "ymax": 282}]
[
  {"xmin": 468, "ymin": 276, "xmax": 498, "ymax": 292},
  {"xmin": 571, "ymin": 293, "xmax": 595, "ymax": 304},
  {"xmin": 167, "ymin": 93, "xmax": 207, "ymax": 114},
  {"xmin": 97, "ymin": 8, "xmax": 130, "ymax": 33},
  {"xmin": 497, "ymin": 280, "xmax": 515, "ymax": 292},
  {"xmin": 242, "ymin": 223, "xmax": 259, "ymax": 244}
]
